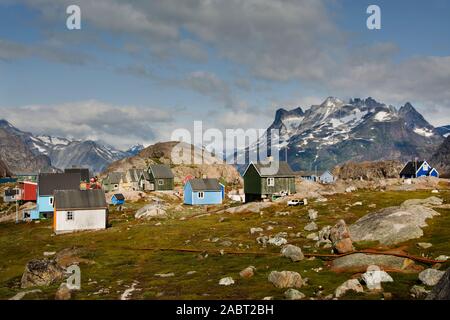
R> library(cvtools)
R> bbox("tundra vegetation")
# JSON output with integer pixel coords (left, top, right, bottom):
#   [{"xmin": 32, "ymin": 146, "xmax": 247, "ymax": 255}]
[{"xmin": 0, "ymin": 183, "xmax": 449, "ymax": 300}]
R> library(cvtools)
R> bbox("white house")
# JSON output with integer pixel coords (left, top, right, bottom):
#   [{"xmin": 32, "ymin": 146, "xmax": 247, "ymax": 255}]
[
  {"xmin": 319, "ymin": 171, "xmax": 335, "ymax": 184},
  {"xmin": 53, "ymin": 189, "xmax": 108, "ymax": 234}
]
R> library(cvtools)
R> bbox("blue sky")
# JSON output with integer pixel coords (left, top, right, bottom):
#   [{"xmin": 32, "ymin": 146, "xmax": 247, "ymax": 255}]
[{"xmin": 0, "ymin": 0, "xmax": 449, "ymax": 149}]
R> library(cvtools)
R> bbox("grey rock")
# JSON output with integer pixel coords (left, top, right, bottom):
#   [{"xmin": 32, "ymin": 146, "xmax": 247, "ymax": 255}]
[
  {"xmin": 308, "ymin": 209, "xmax": 318, "ymax": 221},
  {"xmin": 332, "ymin": 253, "xmax": 413, "ymax": 272},
  {"xmin": 304, "ymin": 222, "xmax": 318, "ymax": 231},
  {"xmin": 410, "ymin": 285, "xmax": 430, "ymax": 299},
  {"xmin": 281, "ymin": 245, "xmax": 304, "ymax": 262},
  {"xmin": 361, "ymin": 266, "xmax": 394, "ymax": 290},
  {"xmin": 426, "ymin": 268, "xmax": 450, "ymax": 300},
  {"xmin": 335, "ymin": 279, "xmax": 363, "ymax": 298},
  {"xmin": 419, "ymin": 268, "xmax": 445, "ymax": 286},
  {"xmin": 349, "ymin": 198, "xmax": 441, "ymax": 245},
  {"xmin": 284, "ymin": 288, "xmax": 305, "ymax": 300},
  {"xmin": 55, "ymin": 283, "xmax": 72, "ymax": 300},
  {"xmin": 268, "ymin": 271, "xmax": 303, "ymax": 289},
  {"xmin": 21, "ymin": 259, "xmax": 65, "ymax": 289}
]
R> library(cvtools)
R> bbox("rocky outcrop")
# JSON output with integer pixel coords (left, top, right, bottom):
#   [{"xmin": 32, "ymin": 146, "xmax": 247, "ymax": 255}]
[
  {"xmin": 431, "ymin": 135, "xmax": 450, "ymax": 178},
  {"xmin": 419, "ymin": 269, "xmax": 445, "ymax": 286},
  {"xmin": 330, "ymin": 220, "xmax": 354, "ymax": 253},
  {"xmin": 0, "ymin": 158, "xmax": 11, "ymax": 178},
  {"xmin": 104, "ymin": 141, "xmax": 242, "ymax": 185},
  {"xmin": 21, "ymin": 259, "xmax": 65, "ymax": 288},
  {"xmin": 268, "ymin": 271, "xmax": 303, "ymax": 289},
  {"xmin": 331, "ymin": 253, "xmax": 414, "ymax": 272},
  {"xmin": 334, "ymin": 160, "xmax": 404, "ymax": 180},
  {"xmin": 349, "ymin": 197, "xmax": 441, "ymax": 245},
  {"xmin": 335, "ymin": 279, "xmax": 364, "ymax": 298},
  {"xmin": 135, "ymin": 204, "xmax": 167, "ymax": 219},
  {"xmin": 426, "ymin": 268, "xmax": 450, "ymax": 300}
]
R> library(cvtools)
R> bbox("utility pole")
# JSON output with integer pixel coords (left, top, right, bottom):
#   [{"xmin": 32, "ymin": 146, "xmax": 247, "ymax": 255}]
[{"xmin": 15, "ymin": 199, "xmax": 18, "ymax": 224}]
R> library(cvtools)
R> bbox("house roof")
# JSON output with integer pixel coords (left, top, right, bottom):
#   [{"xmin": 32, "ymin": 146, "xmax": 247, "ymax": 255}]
[
  {"xmin": 127, "ymin": 168, "xmax": 144, "ymax": 183},
  {"xmin": 247, "ymin": 161, "xmax": 296, "ymax": 177},
  {"xmin": 296, "ymin": 171, "xmax": 319, "ymax": 177},
  {"xmin": 149, "ymin": 164, "xmax": 174, "ymax": 179},
  {"xmin": 54, "ymin": 189, "xmax": 107, "ymax": 210},
  {"xmin": 105, "ymin": 172, "xmax": 123, "ymax": 184},
  {"xmin": 320, "ymin": 171, "xmax": 334, "ymax": 177},
  {"xmin": 400, "ymin": 161, "xmax": 425, "ymax": 176},
  {"xmin": 187, "ymin": 178, "xmax": 223, "ymax": 192},
  {"xmin": 64, "ymin": 168, "xmax": 90, "ymax": 182},
  {"xmin": 141, "ymin": 171, "xmax": 151, "ymax": 180},
  {"xmin": 113, "ymin": 193, "xmax": 125, "ymax": 201},
  {"xmin": 38, "ymin": 173, "xmax": 81, "ymax": 196}
]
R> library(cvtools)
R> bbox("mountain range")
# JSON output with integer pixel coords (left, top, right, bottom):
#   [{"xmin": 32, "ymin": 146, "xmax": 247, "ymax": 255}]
[
  {"xmin": 0, "ymin": 119, "xmax": 143, "ymax": 174},
  {"xmin": 256, "ymin": 97, "xmax": 447, "ymax": 171}
]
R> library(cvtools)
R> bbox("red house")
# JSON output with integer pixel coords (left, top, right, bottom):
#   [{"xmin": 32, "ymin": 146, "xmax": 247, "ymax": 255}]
[{"xmin": 20, "ymin": 181, "xmax": 37, "ymax": 202}]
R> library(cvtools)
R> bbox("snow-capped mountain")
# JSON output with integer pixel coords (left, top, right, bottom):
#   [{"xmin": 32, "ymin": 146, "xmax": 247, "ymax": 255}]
[
  {"xmin": 126, "ymin": 144, "xmax": 145, "ymax": 156},
  {"xmin": 249, "ymin": 97, "xmax": 444, "ymax": 171},
  {"xmin": 436, "ymin": 125, "xmax": 450, "ymax": 138},
  {"xmin": 0, "ymin": 120, "xmax": 132, "ymax": 174}
]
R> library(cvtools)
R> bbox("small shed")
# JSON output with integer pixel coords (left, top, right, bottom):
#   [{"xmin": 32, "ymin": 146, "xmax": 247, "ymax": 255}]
[
  {"xmin": 184, "ymin": 178, "xmax": 224, "ymax": 205},
  {"xmin": 111, "ymin": 193, "xmax": 125, "ymax": 206},
  {"xmin": 319, "ymin": 171, "xmax": 335, "ymax": 184},
  {"xmin": 20, "ymin": 181, "xmax": 37, "ymax": 202},
  {"xmin": 146, "ymin": 164, "xmax": 174, "ymax": 191},
  {"xmin": 3, "ymin": 188, "xmax": 21, "ymax": 203},
  {"xmin": 53, "ymin": 189, "xmax": 108, "ymax": 234}
]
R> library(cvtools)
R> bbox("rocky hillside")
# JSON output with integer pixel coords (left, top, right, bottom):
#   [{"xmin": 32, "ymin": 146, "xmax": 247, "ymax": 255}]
[
  {"xmin": 0, "ymin": 120, "xmax": 132, "ymax": 173},
  {"xmin": 255, "ymin": 97, "xmax": 444, "ymax": 171},
  {"xmin": 104, "ymin": 141, "xmax": 243, "ymax": 185},
  {"xmin": 0, "ymin": 127, "xmax": 52, "ymax": 173},
  {"xmin": 333, "ymin": 160, "xmax": 404, "ymax": 180},
  {"xmin": 431, "ymin": 136, "xmax": 450, "ymax": 178},
  {"xmin": 0, "ymin": 158, "xmax": 11, "ymax": 178}
]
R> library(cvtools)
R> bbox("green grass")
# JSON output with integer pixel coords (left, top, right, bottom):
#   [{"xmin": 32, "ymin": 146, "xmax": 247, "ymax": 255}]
[{"xmin": 0, "ymin": 188, "xmax": 449, "ymax": 300}]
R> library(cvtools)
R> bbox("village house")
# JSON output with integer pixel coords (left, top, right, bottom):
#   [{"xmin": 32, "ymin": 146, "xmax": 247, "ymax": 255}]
[
  {"xmin": 319, "ymin": 170, "xmax": 335, "ymax": 184},
  {"xmin": 141, "ymin": 164, "xmax": 174, "ymax": 191},
  {"xmin": 53, "ymin": 189, "xmax": 108, "ymax": 234},
  {"xmin": 3, "ymin": 187, "xmax": 21, "ymax": 203},
  {"xmin": 102, "ymin": 172, "xmax": 123, "ymax": 192},
  {"xmin": 64, "ymin": 167, "xmax": 90, "ymax": 182},
  {"xmin": 184, "ymin": 178, "xmax": 224, "ymax": 205},
  {"xmin": 121, "ymin": 168, "xmax": 145, "ymax": 191},
  {"xmin": 399, "ymin": 160, "xmax": 439, "ymax": 179},
  {"xmin": 243, "ymin": 161, "xmax": 296, "ymax": 202},
  {"xmin": 111, "ymin": 193, "xmax": 125, "ymax": 206},
  {"xmin": 33, "ymin": 172, "xmax": 81, "ymax": 220},
  {"xmin": 297, "ymin": 171, "xmax": 319, "ymax": 182}
]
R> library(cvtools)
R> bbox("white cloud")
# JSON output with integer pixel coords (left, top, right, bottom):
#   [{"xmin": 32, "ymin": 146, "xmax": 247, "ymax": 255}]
[{"xmin": 0, "ymin": 100, "xmax": 174, "ymax": 149}]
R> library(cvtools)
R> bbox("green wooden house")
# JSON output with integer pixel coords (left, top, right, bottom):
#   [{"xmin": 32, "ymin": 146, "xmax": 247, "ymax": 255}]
[
  {"xmin": 141, "ymin": 164, "xmax": 174, "ymax": 191},
  {"xmin": 243, "ymin": 161, "xmax": 296, "ymax": 202}
]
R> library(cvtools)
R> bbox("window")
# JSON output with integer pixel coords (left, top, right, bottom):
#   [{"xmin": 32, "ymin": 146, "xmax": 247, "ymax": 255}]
[
  {"xmin": 114, "ymin": 184, "xmax": 118, "ymax": 188},
  {"xmin": 198, "ymin": 192, "xmax": 205, "ymax": 199},
  {"xmin": 66, "ymin": 211, "xmax": 74, "ymax": 221},
  {"xmin": 267, "ymin": 177, "xmax": 275, "ymax": 187},
  {"xmin": 158, "ymin": 179, "xmax": 164, "ymax": 185},
  {"xmin": 49, "ymin": 197, "xmax": 54, "ymax": 206}
]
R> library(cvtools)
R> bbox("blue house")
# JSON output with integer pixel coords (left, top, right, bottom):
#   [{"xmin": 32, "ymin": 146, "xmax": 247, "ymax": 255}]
[
  {"xmin": 111, "ymin": 193, "xmax": 125, "ymax": 206},
  {"xmin": 399, "ymin": 160, "xmax": 439, "ymax": 179},
  {"xmin": 33, "ymin": 173, "xmax": 81, "ymax": 220},
  {"xmin": 184, "ymin": 178, "xmax": 225, "ymax": 205}
]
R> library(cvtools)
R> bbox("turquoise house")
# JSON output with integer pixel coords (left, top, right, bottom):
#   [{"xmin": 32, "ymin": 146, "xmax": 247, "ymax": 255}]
[
  {"xmin": 111, "ymin": 193, "xmax": 125, "ymax": 206},
  {"xmin": 33, "ymin": 172, "xmax": 81, "ymax": 219},
  {"xmin": 184, "ymin": 178, "xmax": 225, "ymax": 205}
]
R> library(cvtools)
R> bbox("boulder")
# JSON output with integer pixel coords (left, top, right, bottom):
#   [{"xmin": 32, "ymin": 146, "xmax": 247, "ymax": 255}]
[
  {"xmin": 304, "ymin": 222, "xmax": 318, "ymax": 231},
  {"xmin": 349, "ymin": 199, "xmax": 441, "ymax": 246},
  {"xmin": 239, "ymin": 266, "xmax": 256, "ymax": 279},
  {"xmin": 9, "ymin": 289, "xmax": 42, "ymax": 300},
  {"xmin": 330, "ymin": 220, "xmax": 354, "ymax": 253},
  {"xmin": 223, "ymin": 202, "xmax": 273, "ymax": 214},
  {"xmin": 335, "ymin": 279, "xmax": 364, "ymax": 298},
  {"xmin": 281, "ymin": 245, "xmax": 304, "ymax": 262},
  {"xmin": 250, "ymin": 227, "xmax": 264, "ymax": 235},
  {"xmin": 417, "ymin": 242, "xmax": 433, "ymax": 249},
  {"xmin": 411, "ymin": 285, "xmax": 430, "ymax": 299},
  {"xmin": 267, "ymin": 236, "xmax": 287, "ymax": 247},
  {"xmin": 361, "ymin": 266, "xmax": 394, "ymax": 290},
  {"xmin": 21, "ymin": 259, "xmax": 65, "ymax": 289},
  {"xmin": 284, "ymin": 288, "xmax": 305, "ymax": 300},
  {"xmin": 419, "ymin": 269, "xmax": 445, "ymax": 286},
  {"xmin": 219, "ymin": 277, "xmax": 235, "ymax": 286},
  {"xmin": 268, "ymin": 271, "xmax": 303, "ymax": 289},
  {"xmin": 308, "ymin": 209, "xmax": 318, "ymax": 221},
  {"xmin": 331, "ymin": 253, "xmax": 414, "ymax": 272},
  {"xmin": 135, "ymin": 204, "xmax": 167, "ymax": 219},
  {"xmin": 426, "ymin": 268, "xmax": 450, "ymax": 300}
]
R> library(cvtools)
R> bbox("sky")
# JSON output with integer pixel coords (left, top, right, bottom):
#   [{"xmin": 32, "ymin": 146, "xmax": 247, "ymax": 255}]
[{"xmin": 0, "ymin": 0, "xmax": 449, "ymax": 150}]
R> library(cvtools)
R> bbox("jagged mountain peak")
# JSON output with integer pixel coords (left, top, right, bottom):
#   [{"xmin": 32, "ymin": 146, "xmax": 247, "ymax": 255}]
[{"xmin": 322, "ymin": 96, "xmax": 344, "ymax": 107}]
